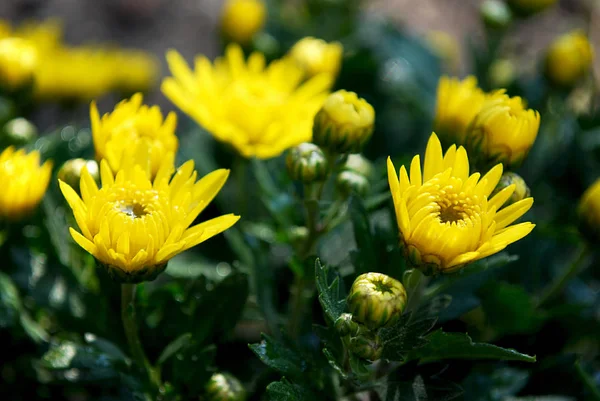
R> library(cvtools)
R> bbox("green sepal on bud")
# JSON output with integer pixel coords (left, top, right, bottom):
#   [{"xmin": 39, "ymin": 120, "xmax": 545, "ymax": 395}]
[
  {"xmin": 286, "ymin": 142, "xmax": 328, "ymax": 183},
  {"xmin": 98, "ymin": 260, "xmax": 168, "ymax": 284},
  {"xmin": 491, "ymin": 172, "xmax": 530, "ymax": 208},
  {"xmin": 480, "ymin": 0, "xmax": 513, "ymax": 30},
  {"xmin": 313, "ymin": 90, "xmax": 375, "ymax": 154},
  {"xmin": 205, "ymin": 372, "xmax": 247, "ymax": 401},
  {"xmin": 334, "ymin": 313, "xmax": 360, "ymax": 337},
  {"xmin": 336, "ymin": 170, "xmax": 370, "ymax": 197},
  {"xmin": 57, "ymin": 158, "xmax": 100, "ymax": 194},
  {"xmin": 348, "ymin": 328, "xmax": 383, "ymax": 361},
  {"xmin": 347, "ymin": 272, "xmax": 407, "ymax": 330},
  {"xmin": 1, "ymin": 117, "xmax": 37, "ymax": 147}
]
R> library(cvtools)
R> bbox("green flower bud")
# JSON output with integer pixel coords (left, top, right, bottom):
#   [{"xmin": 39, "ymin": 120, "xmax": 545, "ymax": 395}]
[
  {"xmin": 490, "ymin": 172, "xmax": 531, "ymax": 208},
  {"xmin": 57, "ymin": 159, "xmax": 100, "ymax": 194},
  {"xmin": 488, "ymin": 59, "xmax": 516, "ymax": 89},
  {"xmin": 205, "ymin": 372, "xmax": 247, "ymax": 401},
  {"xmin": 347, "ymin": 272, "xmax": 407, "ymax": 330},
  {"xmin": 2, "ymin": 118, "xmax": 37, "ymax": 146},
  {"xmin": 286, "ymin": 142, "xmax": 328, "ymax": 183},
  {"xmin": 98, "ymin": 260, "xmax": 168, "ymax": 284},
  {"xmin": 348, "ymin": 329, "xmax": 383, "ymax": 361},
  {"xmin": 342, "ymin": 154, "xmax": 372, "ymax": 177},
  {"xmin": 334, "ymin": 313, "xmax": 360, "ymax": 337},
  {"xmin": 480, "ymin": 0, "xmax": 512, "ymax": 30},
  {"xmin": 336, "ymin": 171, "xmax": 370, "ymax": 197},
  {"xmin": 313, "ymin": 90, "xmax": 375, "ymax": 154}
]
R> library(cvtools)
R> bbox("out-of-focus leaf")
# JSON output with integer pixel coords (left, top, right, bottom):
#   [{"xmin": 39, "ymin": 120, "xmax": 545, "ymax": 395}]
[
  {"xmin": 165, "ymin": 252, "xmax": 224, "ymax": 282},
  {"xmin": 266, "ymin": 378, "xmax": 317, "ymax": 401},
  {"xmin": 380, "ymin": 312, "xmax": 437, "ymax": 362},
  {"xmin": 315, "ymin": 259, "xmax": 346, "ymax": 323},
  {"xmin": 83, "ymin": 333, "xmax": 127, "ymax": 361},
  {"xmin": 169, "ymin": 342, "xmax": 216, "ymax": 396},
  {"xmin": 249, "ymin": 334, "xmax": 308, "ymax": 378},
  {"xmin": 462, "ymin": 367, "xmax": 529, "ymax": 401},
  {"xmin": 407, "ymin": 330, "xmax": 536, "ymax": 363},
  {"xmin": 157, "ymin": 333, "xmax": 193, "ymax": 366},
  {"xmin": 349, "ymin": 197, "xmax": 377, "ymax": 275},
  {"xmin": 375, "ymin": 371, "xmax": 463, "ymax": 401}
]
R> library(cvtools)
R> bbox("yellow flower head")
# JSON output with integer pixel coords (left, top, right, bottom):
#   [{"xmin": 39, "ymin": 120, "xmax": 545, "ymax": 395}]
[
  {"xmin": 162, "ymin": 44, "xmax": 333, "ymax": 159},
  {"xmin": 466, "ymin": 92, "xmax": 540, "ymax": 168},
  {"xmin": 313, "ymin": 90, "xmax": 375, "ymax": 154},
  {"xmin": 434, "ymin": 76, "xmax": 486, "ymax": 146},
  {"xmin": 0, "ymin": 147, "xmax": 52, "ymax": 221},
  {"xmin": 288, "ymin": 37, "xmax": 343, "ymax": 79},
  {"xmin": 545, "ymin": 31, "xmax": 594, "ymax": 88},
  {"xmin": 0, "ymin": 37, "xmax": 38, "ymax": 90},
  {"xmin": 387, "ymin": 133, "xmax": 535, "ymax": 274},
  {"xmin": 59, "ymin": 155, "xmax": 240, "ymax": 283},
  {"xmin": 91, "ymin": 93, "xmax": 178, "ymax": 178},
  {"xmin": 221, "ymin": 0, "xmax": 266, "ymax": 44},
  {"xmin": 578, "ymin": 178, "xmax": 600, "ymax": 243},
  {"xmin": 111, "ymin": 49, "xmax": 159, "ymax": 93}
]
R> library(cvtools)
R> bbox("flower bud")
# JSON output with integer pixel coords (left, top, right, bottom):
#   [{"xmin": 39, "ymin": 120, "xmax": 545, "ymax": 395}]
[
  {"xmin": 488, "ymin": 59, "xmax": 516, "ymax": 89},
  {"xmin": 336, "ymin": 171, "xmax": 370, "ymax": 197},
  {"xmin": 347, "ymin": 272, "xmax": 407, "ymax": 330},
  {"xmin": 507, "ymin": 0, "xmax": 556, "ymax": 16},
  {"xmin": 288, "ymin": 37, "xmax": 343, "ymax": 79},
  {"xmin": 348, "ymin": 329, "xmax": 383, "ymax": 361},
  {"xmin": 545, "ymin": 31, "xmax": 594, "ymax": 88},
  {"xmin": 57, "ymin": 158, "xmax": 100, "ymax": 194},
  {"xmin": 0, "ymin": 38, "xmax": 38, "ymax": 91},
  {"xmin": 286, "ymin": 143, "xmax": 328, "ymax": 183},
  {"xmin": 220, "ymin": 0, "xmax": 266, "ymax": 45},
  {"xmin": 334, "ymin": 313, "xmax": 360, "ymax": 337},
  {"xmin": 313, "ymin": 90, "xmax": 375, "ymax": 154},
  {"xmin": 1, "ymin": 118, "xmax": 38, "ymax": 147},
  {"xmin": 205, "ymin": 372, "xmax": 247, "ymax": 401},
  {"xmin": 98, "ymin": 260, "xmax": 168, "ymax": 284},
  {"xmin": 578, "ymin": 178, "xmax": 600, "ymax": 244},
  {"xmin": 342, "ymin": 154, "xmax": 372, "ymax": 178},
  {"xmin": 466, "ymin": 92, "xmax": 539, "ymax": 169},
  {"xmin": 491, "ymin": 172, "xmax": 530, "ymax": 208},
  {"xmin": 480, "ymin": 0, "xmax": 512, "ymax": 30}
]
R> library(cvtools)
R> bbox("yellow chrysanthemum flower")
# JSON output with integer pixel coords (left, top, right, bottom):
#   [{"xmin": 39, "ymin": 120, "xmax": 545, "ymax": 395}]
[
  {"xmin": 288, "ymin": 37, "xmax": 343, "ymax": 79},
  {"xmin": 466, "ymin": 92, "xmax": 540, "ymax": 168},
  {"xmin": 111, "ymin": 49, "xmax": 159, "ymax": 93},
  {"xmin": 578, "ymin": 178, "xmax": 600, "ymax": 243},
  {"xmin": 162, "ymin": 44, "xmax": 333, "ymax": 159},
  {"xmin": 387, "ymin": 133, "xmax": 535, "ymax": 274},
  {"xmin": 0, "ymin": 37, "xmax": 38, "ymax": 90},
  {"xmin": 0, "ymin": 147, "xmax": 52, "ymax": 221},
  {"xmin": 221, "ymin": 0, "xmax": 266, "ymax": 44},
  {"xmin": 434, "ymin": 76, "xmax": 486, "ymax": 147},
  {"xmin": 545, "ymin": 31, "xmax": 594, "ymax": 88},
  {"xmin": 59, "ymin": 156, "xmax": 240, "ymax": 283},
  {"xmin": 91, "ymin": 93, "xmax": 178, "ymax": 178}
]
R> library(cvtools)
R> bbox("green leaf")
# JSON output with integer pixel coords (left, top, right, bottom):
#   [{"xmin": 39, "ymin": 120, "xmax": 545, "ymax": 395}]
[
  {"xmin": 249, "ymin": 334, "xmax": 308, "ymax": 378},
  {"xmin": 83, "ymin": 333, "xmax": 127, "ymax": 361},
  {"xmin": 169, "ymin": 343, "xmax": 216, "ymax": 396},
  {"xmin": 349, "ymin": 197, "xmax": 376, "ymax": 275},
  {"xmin": 315, "ymin": 259, "xmax": 346, "ymax": 323},
  {"xmin": 157, "ymin": 333, "xmax": 193, "ymax": 365},
  {"xmin": 407, "ymin": 330, "xmax": 536, "ymax": 363},
  {"xmin": 0, "ymin": 271, "xmax": 20, "ymax": 328},
  {"xmin": 266, "ymin": 378, "xmax": 316, "ymax": 401},
  {"xmin": 375, "ymin": 372, "xmax": 463, "ymax": 401},
  {"xmin": 380, "ymin": 312, "xmax": 437, "ymax": 362}
]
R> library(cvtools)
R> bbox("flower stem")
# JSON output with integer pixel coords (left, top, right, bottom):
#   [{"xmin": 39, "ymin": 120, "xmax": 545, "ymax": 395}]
[
  {"xmin": 121, "ymin": 284, "xmax": 160, "ymax": 390},
  {"xmin": 536, "ymin": 244, "xmax": 591, "ymax": 308}
]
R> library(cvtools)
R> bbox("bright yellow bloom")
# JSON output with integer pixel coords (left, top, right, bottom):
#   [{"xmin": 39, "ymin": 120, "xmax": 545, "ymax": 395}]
[
  {"xmin": 0, "ymin": 147, "xmax": 52, "ymax": 221},
  {"xmin": 387, "ymin": 133, "xmax": 535, "ymax": 274},
  {"xmin": 434, "ymin": 76, "xmax": 486, "ymax": 146},
  {"xmin": 507, "ymin": 0, "xmax": 556, "ymax": 14},
  {"xmin": 59, "ymin": 156, "xmax": 240, "ymax": 283},
  {"xmin": 545, "ymin": 31, "xmax": 594, "ymax": 88},
  {"xmin": 0, "ymin": 38, "xmax": 38, "ymax": 90},
  {"xmin": 162, "ymin": 44, "xmax": 333, "ymax": 159},
  {"xmin": 466, "ymin": 92, "xmax": 540, "ymax": 168},
  {"xmin": 221, "ymin": 0, "xmax": 266, "ymax": 44},
  {"xmin": 288, "ymin": 37, "xmax": 343, "ymax": 79},
  {"xmin": 578, "ymin": 178, "xmax": 600, "ymax": 242},
  {"xmin": 91, "ymin": 93, "xmax": 178, "ymax": 178}
]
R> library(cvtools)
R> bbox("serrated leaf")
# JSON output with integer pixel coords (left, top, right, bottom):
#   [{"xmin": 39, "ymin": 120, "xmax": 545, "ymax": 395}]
[
  {"xmin": 266, "ymin": 378, "xmax": 316, "ymax": 401},
  {"xmin": 380, "ymin": 313, "xmax": 437, "ymax": 361},
  {"xmin": 249, "ymin": 334, "xmax": 308, "ymax": 378},
  {"xmin": 407, "ymin": 330, "xmax": 536, "ymax": 363},
  {"xmin": 315, "ymin": 259, "xmax": 346, "ymax": 323},
  {"xmin": 157, "ymin": 333, "xmax": 193, "ymax": 365}
]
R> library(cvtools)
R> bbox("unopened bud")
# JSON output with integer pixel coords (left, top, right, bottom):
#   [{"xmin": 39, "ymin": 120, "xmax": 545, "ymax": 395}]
[
  {"xmin": 334, "ymin": 313, "xmax": 360, "ymax": 337},
  {"xmin": 336, "ymin": 170, "xmax": 370, "ymax": 197},
  {"xmin": 480, "ymin": 0, "xmax": 512, "ymax": 30},
  {"xmin": 2, "ymin": 118, "xmax": 37, "ymax": 146},
  {"xmin": 491, "ymin": 172, "xmax": 530, "ymax": 208},
  {"xmin": 286, "ymin": 142, "xmax": 328, "ymax": 183},
  {"xmin": 205, "ymin": 372, "xmax": 247, "ymax": 401},
  {"xmin": 342, "ymin": 154, "xmax": 372, "ymax": 177},
  {"xmin": 348, "ymin": 329, "xmax": 383, "ymax": 361},
  {"xmin": 57, "ymin": 159, "xmax": 100, "ymax": 194},
  {"xmin": 347, "ymin": 272, "xmax": 407, "ymax": 330},
  {"xmin": 578, "ymin": 178, "xmax": 600, "ymax": 244}
]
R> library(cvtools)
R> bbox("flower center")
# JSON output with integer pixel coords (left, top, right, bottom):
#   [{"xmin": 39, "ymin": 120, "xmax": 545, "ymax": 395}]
[
  {"xmin": 118, "ymin": 202, "xmax": 149, "ymax": 218},
  {"xmin": 373, "ymin": 279, "xmax": 394, "ymax": 294}
]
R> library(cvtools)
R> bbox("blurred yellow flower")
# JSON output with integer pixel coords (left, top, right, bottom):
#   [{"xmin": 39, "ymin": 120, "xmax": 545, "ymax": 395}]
[
  {"xmin": 0, "ymin": 37, "xmax": 38, "ymax": 90},
  {"xmin": 59, "ymin": 156, "xmax": 240, "ymax": 283},
  {"xmin": 387, "ymin": 133, "xmax": 535, "ymax": 274},
  {"xmin": 12, "ymin": 19, "xmax": 63, "ymax": 54},
  {"xmin": 425, "ymin": 31, "xmax": 460, "ymax": 74},
  {"xmin": 578, "ymin": 178, "xmax": 600, "ymax": 242},
  {"xmin": 162, "ymin": 44, "xmax": 333, "ymax": 158},
  {"xmin": 467, "ymin": 92, "xmax": 540, "ymax": 168},
  {"xmin": 507, "ymin": 0, "xmax": 557, "ymax": 14},
  {"xmin": 91, "ymin": 93, "xmax": 178, "ymax": 178},
  {"xmin": 546, "ymin": 31, "xmax": 594, "ymax": 88},
  {"xmin": 221, "ymin": 0, "xmax": 266, "ymax": 44},
  {"xmin": 0, "ymin": 147, "xmax": 52, "ymax": 221},
  {"xmin": 111, "ymin": 49, "xmax": 159, "ymax": 93},
  {"xmin": 434, "ymin": 76, "xmax": 486, "ymax": 146},
  {"xmin": 288, "ymin": 37, "xmax": 343, "ymax": 79}
]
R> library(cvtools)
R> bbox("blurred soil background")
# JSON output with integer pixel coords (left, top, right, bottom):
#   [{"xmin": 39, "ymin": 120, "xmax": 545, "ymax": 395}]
[{"xmin": 0, "ymin": 0, "xmax": 598, "ymax": 128}]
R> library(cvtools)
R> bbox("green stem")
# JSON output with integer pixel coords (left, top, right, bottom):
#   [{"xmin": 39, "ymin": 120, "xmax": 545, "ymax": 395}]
[
  {"xmin": 536, "ymin": 244, "xmax": 591, "ymax": 308},
  {"xmin": 404, "ymin": 270, "xmax": 429, "ymax": 322},
  {"xmin": 575, "ymin": 360, "xmax": 600, "ymax": 401},
  {"xmin": 121, "ymin": 284, "xmax": 160, "ymax": 389}
]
